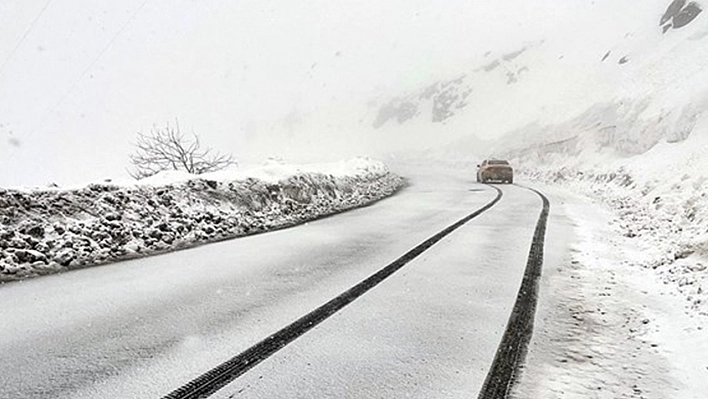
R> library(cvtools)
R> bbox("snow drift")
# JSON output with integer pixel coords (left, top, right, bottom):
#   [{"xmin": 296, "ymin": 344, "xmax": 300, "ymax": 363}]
[{"xmin": 0, "ymin": 158, "xmax": 404, "ymax": 282}]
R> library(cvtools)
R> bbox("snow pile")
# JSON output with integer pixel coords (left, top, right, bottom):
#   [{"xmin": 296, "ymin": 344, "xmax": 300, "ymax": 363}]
[
  {"xmin": 0, "ymin": 158, "xmax": 403, "ymax": 282},
  {"xmin": 507, "ymin": 114, "xmax": 708, "ymax": 318}
]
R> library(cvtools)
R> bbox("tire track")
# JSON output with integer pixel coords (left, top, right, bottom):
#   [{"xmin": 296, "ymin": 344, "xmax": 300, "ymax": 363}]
[
  {"xmin": 161, "ymin": 186, "xmax": 503, "ymax": 399},
  {"xmin": 477, "ymin": 186, "xmax": 550, "ymax": 399}
]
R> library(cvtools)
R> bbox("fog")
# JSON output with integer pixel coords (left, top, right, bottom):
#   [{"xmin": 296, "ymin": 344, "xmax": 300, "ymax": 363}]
[{"xmin": 1, "ymin": 0, "xmax": 595, "ymax": 186}]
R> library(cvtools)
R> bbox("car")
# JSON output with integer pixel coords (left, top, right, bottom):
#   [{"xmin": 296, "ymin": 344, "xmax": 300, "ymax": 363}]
[{"xmin": 476, "ymin": 159, "xmax": 514, "ymax": 184}]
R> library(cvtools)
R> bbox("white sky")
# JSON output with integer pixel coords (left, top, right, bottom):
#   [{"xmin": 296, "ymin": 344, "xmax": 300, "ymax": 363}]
[{"xmin": 0, "ymin": 0, "xmax": 588, "ymax": 186}]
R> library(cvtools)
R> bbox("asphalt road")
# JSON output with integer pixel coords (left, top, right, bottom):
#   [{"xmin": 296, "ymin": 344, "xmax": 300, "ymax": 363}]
[{"xmin": 0, "ymin": 165, "xmax": 556, "ymax": 399}]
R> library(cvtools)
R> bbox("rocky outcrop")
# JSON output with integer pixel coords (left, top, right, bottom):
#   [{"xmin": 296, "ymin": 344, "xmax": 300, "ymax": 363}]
[
  {"xmin": 373, "ymin": 76, "xmax": 472, "ymax": 127},
  {"xmin": 661, "ymin": 0, "xmax": 703, "ymax": 32}
]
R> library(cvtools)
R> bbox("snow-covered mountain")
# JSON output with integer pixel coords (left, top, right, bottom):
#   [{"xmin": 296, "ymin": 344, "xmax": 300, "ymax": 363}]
[{"xmin": 369, "ymin": 0, "xmax": 706, "ymax": 158}]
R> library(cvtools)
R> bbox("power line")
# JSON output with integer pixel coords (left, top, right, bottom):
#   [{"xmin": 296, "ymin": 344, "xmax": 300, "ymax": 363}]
[
  {"xmin": 0, "ymin": 0, "xmax": 55, "ymax": 81},
  {"xmin": 33, "ymin": 0, "xmax": 150, "ymax": 133}
]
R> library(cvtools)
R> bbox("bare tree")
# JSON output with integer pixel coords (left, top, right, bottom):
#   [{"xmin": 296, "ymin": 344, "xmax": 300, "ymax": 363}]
[{"xmin": 128, "ymin": 121, "xmax": 236, "ymax": 179}]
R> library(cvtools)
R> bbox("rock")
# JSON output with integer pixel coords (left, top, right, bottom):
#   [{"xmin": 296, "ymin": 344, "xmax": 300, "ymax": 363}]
[
  {"xmin": 673, "ymin": 2, "xmax": 702, "ymax": 29},
  {"xmin": 105, "ymin": 213, "xmax": 121, "ymax": 221},
  {"xmin": 161, "ymin": 232, "xmax": 175, "ymax": 244},
  {"xmin": 124, "ymin": 241, "xmax": 141, "ymax": 253},
  {"xmin": 661, "ymin": 0, "xmax": 687, "ymax": 25},
  {"xmin": 157, "ymin": 222, "xmax": 171, "ymax": 232},
  {"xmin": 0, "ymin": 229, "xmax": 15, "ymax": 240},
  {"xmin": 21, "ymin": 224, "xmax": 45, "ymax": 239},
  {"xmin": 14, "ymin": 249, "xmax": 48, "ymax": 264},
  {"xmin": 24, "ymin": 236, "xmax": 39, "ymax": 249},
  {"xmin": 148, "ymin": 229, "xmax": 163, "ymax": 240},
  {"xmin": 54, "ymin": 248, "xmax": 76, "ymax": 266},
  {"xmin": 661, "ymin": 0, "xmax": 703, "ymax": 30},
  {"xmin": 32, "ymin": 260, "xmax": 49, "ymax": 269},
  {"xmin": 34, "ymin": 241, "xmax": 50, "ymax": 253}
]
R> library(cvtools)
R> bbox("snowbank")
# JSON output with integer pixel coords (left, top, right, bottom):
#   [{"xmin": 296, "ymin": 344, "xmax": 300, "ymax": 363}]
[
  {"xmin": 0, "ymin": 158, "xmax": 404, "ymax": 282},
  {"xmin": 507, "ymin": 117, "xmax": 708, "ymax": 318},
  {"xmin": 515, "ymin": 186, "xmax": 708, "ymax": 399}
]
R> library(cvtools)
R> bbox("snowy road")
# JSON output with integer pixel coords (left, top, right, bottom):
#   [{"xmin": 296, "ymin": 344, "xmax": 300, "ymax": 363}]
[{"xmin": 0, "ymin": 165, "xmax": 558, "ymax": 399}]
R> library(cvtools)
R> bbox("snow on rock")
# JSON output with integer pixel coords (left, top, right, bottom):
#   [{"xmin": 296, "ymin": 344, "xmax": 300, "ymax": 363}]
[{"xmin": 0, "ymin": 158, "xmax": 403, "ymax": 282}]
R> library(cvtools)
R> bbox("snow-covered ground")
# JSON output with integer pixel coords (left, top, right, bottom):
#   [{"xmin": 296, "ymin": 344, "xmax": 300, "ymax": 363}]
[
  {"xmin": 500, "ymin": 113, "xmax": 708, "ymax": 396},
  {"xmin": 0, "ymin": 165, "xmax": 539, "ymax": 399},
  {"xmin": 510, "ymin": 123, "xmax": 708, "ymax": 322},
  {"xmin": 499, "ymin": 86, "xmax": 708, "ymax": 399},
  {"xmin": 0, "ymin": 158, "xmax": 403, "ymax": 282},
  {"xmin": 515, "ymin": 185, "xmax": 708, "ymax": 399}
]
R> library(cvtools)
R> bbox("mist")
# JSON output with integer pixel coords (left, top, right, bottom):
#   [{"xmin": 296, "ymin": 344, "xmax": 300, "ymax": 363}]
[{"xmin": 1, "ymin": 0, "xmax": 636, "ymax": 187}]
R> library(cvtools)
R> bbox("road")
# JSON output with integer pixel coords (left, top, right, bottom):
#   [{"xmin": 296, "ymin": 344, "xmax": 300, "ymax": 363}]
[{"xmin": 0, "ymin": 165, "xmax": 566, "ymax": 399}]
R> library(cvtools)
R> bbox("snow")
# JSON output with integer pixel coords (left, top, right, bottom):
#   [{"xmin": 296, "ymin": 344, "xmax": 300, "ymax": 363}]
[
  {"xmin": 500, "ymin": 100, "xmax": 708, "ymax": 398},
  {"xmin": 0, "ymin": 165, "xmax": 535, "ymax": 399},
  {"xmin": 514, "ymin": 185, "xmax": 708, "ymax": 399},
  {"xmin": 210, "ymin": 182, "xmax": 544, "ymax": 399},
  {"xmin": 135, "ymin": 158, "xmax": 392, "ymax": 187},
  {"xmin": 510, "ymin": 118, "xmax": 708, "ymax": 319},
  {"xmin": 2, "ymin": 0, "xmax": 707, "ymax": 396},
  {"xmin": 388, "ymin": 5, "xmax": 708, "ymax": 393},
  {"xmin": 0, "ymin": 158, "xmax": 403, "ymax": 282},
  {"xmin": 358, "ymin": 3, "xmax": 708, "ymax": 393}
]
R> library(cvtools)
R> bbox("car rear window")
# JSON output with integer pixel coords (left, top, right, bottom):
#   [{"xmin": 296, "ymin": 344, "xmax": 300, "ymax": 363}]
[{"xmin": 488, "ymin": 160, "xmax": 509, "ymax": 165}]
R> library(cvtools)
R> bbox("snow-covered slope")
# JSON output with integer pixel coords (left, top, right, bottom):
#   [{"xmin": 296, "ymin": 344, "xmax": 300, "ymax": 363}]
[
  {"xmin": 482, "ymin": 1, "xmax": 708, "ymax": 319},
  {"xmin": 369, "ymin": 0, "xmax": 707, "ymax": 154},
  {"xmin": 0, "ymin": 158, "xmax": 403, "ymax": 282}
]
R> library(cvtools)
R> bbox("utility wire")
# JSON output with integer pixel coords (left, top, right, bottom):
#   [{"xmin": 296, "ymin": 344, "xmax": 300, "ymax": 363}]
[
  {"xmin": 33, "ymin": 0, "xmax": 150, "ymax": 132},
  {"xmin": 0, "ymin": 0, "xmax": 55, "ymax": 82}
]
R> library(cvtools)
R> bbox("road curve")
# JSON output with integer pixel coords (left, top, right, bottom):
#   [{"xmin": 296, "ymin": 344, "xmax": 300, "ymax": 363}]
[
  {"xmin": 0, "ymin": 165, "xmax": 550, "ymax": 399},
  {"xmin": 161, "ymin": 187, "xmax": 503, "ymax": 399}
]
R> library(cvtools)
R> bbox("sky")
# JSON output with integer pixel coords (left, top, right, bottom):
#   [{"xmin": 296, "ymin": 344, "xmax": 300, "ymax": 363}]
[{"xmin": 0, "ymin": 0, "xmax": 602, "ymax": 187}]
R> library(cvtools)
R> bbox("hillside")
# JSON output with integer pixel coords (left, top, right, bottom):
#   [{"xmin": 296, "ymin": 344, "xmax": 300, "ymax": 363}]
[{"xmin": 369, "ymin": 0, "xmax": 706, "ymax": 155}]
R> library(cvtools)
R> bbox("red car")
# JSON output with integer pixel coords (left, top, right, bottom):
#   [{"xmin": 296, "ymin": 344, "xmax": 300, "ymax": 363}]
[{"xmin": 477, "ymin": 159, "xmax": 514, "ymax": 184}]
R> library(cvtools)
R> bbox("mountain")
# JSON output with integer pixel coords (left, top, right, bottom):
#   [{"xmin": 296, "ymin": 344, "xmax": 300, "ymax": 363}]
[{"xmin": 369, "ymin": 0, "xmax": 707, "ymax": 159}]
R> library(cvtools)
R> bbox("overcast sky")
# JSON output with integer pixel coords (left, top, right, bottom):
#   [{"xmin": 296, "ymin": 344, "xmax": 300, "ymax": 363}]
[{"xmin": 0, "ymin": 0, "xmax": 585, "ymax": 187}]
